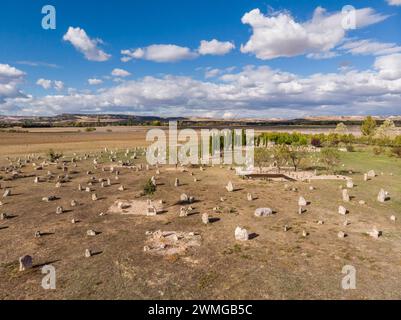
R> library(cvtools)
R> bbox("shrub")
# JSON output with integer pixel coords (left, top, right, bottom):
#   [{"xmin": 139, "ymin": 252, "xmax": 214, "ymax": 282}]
[
  {"xmin": 390, "ymin": 147, "xmax": 401, "ymax": 158},
  {"xmin": 85, "ymin": 127, "xmax": 96, "ymax": 132},
  {"xmin": 320, "ymin": 147, "xmax": 340, "ymax": 172},
  {"xmin": 47, "ymin": 149, "xmax": 62, "ymax": 162},
  {"xmin": 372, "ymin": 146, "xmax": 384, "ymax": 155},
  {"xmin": 345, "ymin": 145, "xmax": 355, "ymax": 152},
  {"xmin": 310, "ymin": 137, "xmax": 321, "ymax": 148},
  {"xmin": 143, "ymin": 179, "xmax": 156, "ymax": 195}
]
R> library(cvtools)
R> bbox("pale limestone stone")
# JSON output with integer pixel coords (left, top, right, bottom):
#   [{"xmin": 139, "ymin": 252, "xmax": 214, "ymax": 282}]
[
  {"xmin": 235, "ymin": 227, "xmax": 249, "ymax": 241},
  {"xmin": 201, "ymin": 213, "xmax": 209, "ymax": 225},
  {"xmin": 254, "ymin": 208, "xmax": 273, "ymax": 217},
  {"xmin": 226, "ymin": 181, "xmax": 234, "ymax": 192}
]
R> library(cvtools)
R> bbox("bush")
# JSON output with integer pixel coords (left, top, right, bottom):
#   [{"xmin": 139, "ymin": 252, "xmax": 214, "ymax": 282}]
[
  {"xmin": 311, "ymin": 137, "xmax": 321, "ymax": 147},
  {"xmin": 85, "ymin": 127, "xmax": 96, "ymax": 132},
  {"xmin": 143, "ymin": 179, "xmax": 156, "ymax": 195},
  {"xmin": 345, "ymin": 145, "xmax": 355, "ymax": 152},
  {"xmin": 390, "ymin": 147, "xmax": 401, "ymax": 158},
  {"xmin": 320, "ymin": 147, "xmax": 340, "ymax": 172},
  {"xmin": 373, "ymin": 146, "xmax": 384, "ymax": 155},
  {"xmin": 47, "ymin": 149, "xmax": 62, "ymax": 162}
]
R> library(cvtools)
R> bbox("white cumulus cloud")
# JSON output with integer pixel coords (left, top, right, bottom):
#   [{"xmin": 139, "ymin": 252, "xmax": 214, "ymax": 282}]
[
  {"xmin": 240, "ymin": 7, "xmax": 388, "ymax": 60},
  {"xmin": 36, "ymin": 79, "xmax": 65, "ymax": 91},
  {"xmin": 3, "ymin": 54, "xmax": 401, "ymax": 117},
  {"xmin": 387, "ymin": 0, "xmax": 401, "ymax": 6},
  {"xmin": 63, "ymin": 27, "xmax": 111, "ymax": 62},
  {"xmin": 121, "ymin": 44, "xmax": 198, "ymax": 63},
  {"xmin": 111, "ymin": 68, "xmax": 131, "ymax": 77},
  {"xmin": 198, "ymin": 39, "xmax": 235, "ymax": 55},
  {"xmin": 340, "ymin": 39, "xmax": 401, "ymax": 56},
  {"xmin": 88, "ymin": 78, "xmax": 103, "ymax": 85},
  {"xmin": 374, "ymin": 53, "xmax": 401, "ymax": 80},
  {"xmin": 0, "ymin": 64, "xmax": 26, "ymax": 102}
]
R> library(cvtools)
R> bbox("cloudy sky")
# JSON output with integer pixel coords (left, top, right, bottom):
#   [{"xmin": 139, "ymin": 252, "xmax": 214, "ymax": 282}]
[{"xmin": 0, "ymin": 0, "xmax": 401, "ymax": 118}]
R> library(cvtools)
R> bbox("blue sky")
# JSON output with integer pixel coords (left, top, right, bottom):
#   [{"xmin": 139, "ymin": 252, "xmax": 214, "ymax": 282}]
[{"xmin": 0, "ymin": 0, "xmax": 400, "ymax": 118}]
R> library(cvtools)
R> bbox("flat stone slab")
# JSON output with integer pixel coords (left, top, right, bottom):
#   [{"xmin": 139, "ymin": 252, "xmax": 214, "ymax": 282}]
[
  {"xmin": 108, "ymin": 199, "xmax": 164, "ymax": 215},
  {"xmin": 144, "ymin": 230, "xmax": 201, "ymax": 255}
]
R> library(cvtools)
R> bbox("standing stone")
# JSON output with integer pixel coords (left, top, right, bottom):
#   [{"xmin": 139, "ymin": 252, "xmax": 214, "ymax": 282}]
[
  {"xmin": 342, "ymin": 189, "xmax": 350, "ymax": 202},
  {"xmin": 91, "ymin": 194, "xmax": 98, "ymax": 201},
  {"xmin": 368, "ymin": 228, "xmax": 382, "ymax": 239},
  {"xmin": 19, "ymin": 255, "xmax": 33, "ymax": 271},
  {"xmin": 78, "ymin": 184, "xmax": 82, "ymax": 191},
  {"xmin": 71, "ymin": 200, "xmax": 77, "ymax": 207},
  {"xmin": 85, "ymin": 249, "xmax": 92, "ymax": 258},
  {"xmin": 0, "ymin": 213, "xmax": 8, "ymax": 220},
  {"xmin": 235, "ymin": 227, "xmax": 249, "ymax": 241},
  {"xmin": 377, "ymin": 189, "xmax": 387, "ymax": 203},
  {"xmin": 255, "ymin": 208, "xmax": 273, "ymax": 217},
  {"xmin": 55, "ymin": 182, "xmax": 61, "ymax": 188},
  {"xmin": 179, "ymin": 207, "xmax": 188, "ymax": 217},
  {"xmin": 390, "ymin": 215, "xmax": 396, "ymax": 222},
  {"xmin": 364, "ymin": 173, "xmax": 368, "ymax": 182},
  {"xmin": 298, "ymin": 197, "xmax": 307, "ymax": 207},
  {"xmin": 226, "ymin": 181, "xmax": 234, "ymax": 192},
  {"xmin": 367, "ymin": 170, "xmax": 376, "ymax": 178},
  {"xmin": 3, "ymin": 189, "xmax": 11, "ymax": 198},
  {"xmin": 56, "ymin": 206, "xmax": 63, "ymax": 214},
  {"xmin": 338, "ymin": 206, "xmax": 347, "ymax": 215},
  {"xmin": 34, "ymin": 231, "xmax": 41, "ymax": 238},
  {"xmin": 180, "ymin": 193, "xmax": 189, "ymax": 203},
  {"xmin": 87, "ymin": 230, "xmax": 97, "ymax": 236},
  {"xmin": 118, "ymin": 185, "xmax": 125, "ymax": 191},
  {"xmin": 174, "ymin": 178, "xmax": 180, "ymax": 187},
  {"xmin": 34, "ymin": 177, "xmax": 39, "ymax": 184},
  {"xmin": 247, "ymin": 193, "xmax": 253, "ymax": 201},
  {"xmin": 202, "ymin": 213, "xmax": 209, "ymax": 225},
  {"xmin": 338, "ymin": 231, "xmax": 346, "ymax": 239},
  {"xmin": 346, "ymin": 180, "xmax": 354, "ymax": 189}
]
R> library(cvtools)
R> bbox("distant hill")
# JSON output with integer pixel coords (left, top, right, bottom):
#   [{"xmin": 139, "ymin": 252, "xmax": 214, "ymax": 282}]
[{"xmin": 0, "ymin": 114, "xmax": 400, "ymax": 128}]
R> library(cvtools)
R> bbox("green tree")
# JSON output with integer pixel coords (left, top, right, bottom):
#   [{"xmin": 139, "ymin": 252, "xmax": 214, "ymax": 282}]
[
  {"xmin": 254, "ymin": 148, "xmax": 272, "ymax": 171},
  {"xmin": 288, "ymin": 147, "xmax": 307, "ymax": 172},
  {"xmin": 320, "ymin": 147, "xmax": 340, "ymax": 173},
  {"xmin": 273, "ymin": 145, "xmax": 290, "ymax": 173},
  {"xmin": 335, "ymin": 122, "xmax": 348, "ymax": 134},
  {"xmin": 361, "ymin": 116, "xmax": 377, "ymax": 137}
]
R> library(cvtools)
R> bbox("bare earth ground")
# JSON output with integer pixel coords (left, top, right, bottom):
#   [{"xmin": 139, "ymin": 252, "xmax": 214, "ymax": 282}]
[{"xmin": 1, "ymin": 129, "xmax": 401, "ymax": 299}]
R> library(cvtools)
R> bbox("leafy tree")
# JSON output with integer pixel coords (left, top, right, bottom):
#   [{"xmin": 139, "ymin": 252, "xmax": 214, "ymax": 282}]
[
  {"xmin": 361, "ymin": 116, "xmax": 377, "ymax": 137},
  {"xmin": 376, "ymin": 119, "xmax": 396, "ymax": 138},
  {"xmin": 288, "ymin": 147, "xmax": 307, "ymax": 172},
  {"xmin": 319, "ymin": 147, "xmax": 340, "ymax": 173},
  {"xmin": 273, "ymin": 145, "xmax": 290, "ymax": 173},
  {"xmin": 254, "ymin": 148, "xmax": 272, "ymax": 171},
  {"xmin": 334, "ymin": 122, "xmax": 348, "ymax": 134}
]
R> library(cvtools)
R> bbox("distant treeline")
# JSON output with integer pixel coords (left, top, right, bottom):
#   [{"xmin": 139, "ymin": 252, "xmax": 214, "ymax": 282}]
[{"xmin": 257, "ymin": 132, "xmax": 401, "ymax": 147}]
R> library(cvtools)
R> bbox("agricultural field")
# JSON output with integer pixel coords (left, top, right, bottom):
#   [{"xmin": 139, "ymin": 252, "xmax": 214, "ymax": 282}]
[{"xmin": 1, "ymin": 129, "xmax": 401, "ymax": 299}]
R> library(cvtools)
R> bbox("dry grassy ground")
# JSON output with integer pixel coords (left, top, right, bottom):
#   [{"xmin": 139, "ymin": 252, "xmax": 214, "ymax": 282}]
[{"xmin": 0, "ymin": 130, "xmax": 401, "ymax": 300}]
